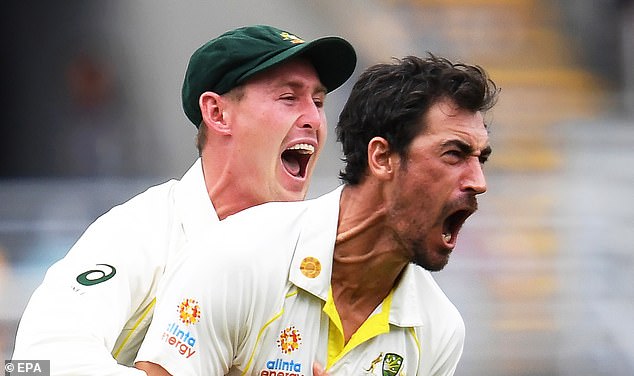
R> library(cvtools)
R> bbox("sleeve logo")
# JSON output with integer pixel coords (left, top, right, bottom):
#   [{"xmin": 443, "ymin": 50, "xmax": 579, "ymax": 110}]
[
  {"xmin": 178, "ymin": 298, "xmax": 201, "ymax": 325},
  {"xmin": 76, "ymin": 264, "xmax": 117, "ymax": 286},
  {"xmin": 159, "ymin": 298, "xmax": 201, "ymax": 359}
]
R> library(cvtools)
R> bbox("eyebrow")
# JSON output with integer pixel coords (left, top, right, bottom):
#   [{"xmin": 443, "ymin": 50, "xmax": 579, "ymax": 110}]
[
  {"xmin": 279, "ymin": 80, "xmax": 327, "ymax": 95},
  {"xmin": 443, "ymin": 139, "xmax": 493, "ymax": 157}
]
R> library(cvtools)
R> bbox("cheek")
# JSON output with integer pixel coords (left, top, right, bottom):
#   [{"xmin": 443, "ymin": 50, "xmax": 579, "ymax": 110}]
[
  {"xmin": 391, "ymin": 175, "xmax": 431, "ymax": 223},
  {"xmin": 235, "ymin": 117, "xmax": 282, "ymax": 153},
  {"xmin": 238, "ymin": 106, "xmax": 289, "ymax": 140},
  {"xmin": 392, "ymin": 168, "xmax": 447, "ymax": 223}
]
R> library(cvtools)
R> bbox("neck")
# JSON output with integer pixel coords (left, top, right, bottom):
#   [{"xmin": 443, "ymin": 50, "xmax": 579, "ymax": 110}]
[
  {"xmin": 201, "ymin": 153, "xmax": 261, "ymax": 220},
  {"xmin": 332, "ymin": 185, "xmax": 408, "ymax": 302},
  {"xmin": 331, "ymin": 185, "xmax": 408, "ymax": 343}
]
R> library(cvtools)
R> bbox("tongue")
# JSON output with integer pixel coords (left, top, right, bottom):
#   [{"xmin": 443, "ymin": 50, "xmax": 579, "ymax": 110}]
[{"xmin": 282, "ymin": 156, "xmax": 301, "ymax": 177}]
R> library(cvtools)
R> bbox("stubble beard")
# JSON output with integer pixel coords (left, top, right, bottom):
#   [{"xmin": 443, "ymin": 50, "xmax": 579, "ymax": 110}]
[{"xmin": 410, "ymin": 238, "xmax": 450, "ymax": 272}]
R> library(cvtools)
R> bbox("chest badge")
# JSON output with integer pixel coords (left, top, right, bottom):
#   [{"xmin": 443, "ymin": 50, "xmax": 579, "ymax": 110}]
[
  {"xmin": 299, "ymin": 256, "xmax": 321, "ymax": 278},
  {"xmin": 364, "ymin": 352, "xmax": 404, "ymax": 376},
  {"xmin": 382, "ymin": 353, "xmax": 404, "ymax": 376},
  {"xmin": 277, "ymin": 326, "xmax": 302, "ymax": 354}
]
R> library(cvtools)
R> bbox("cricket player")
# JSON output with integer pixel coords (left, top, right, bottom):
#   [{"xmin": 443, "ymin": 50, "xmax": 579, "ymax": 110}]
[
  {"xmin": 12, "ymin": 25, "xmax": 356, "ymax": 375},
  {"xmin": 135, "ymin": 54, "xmax": 499, "ymax": 376}
]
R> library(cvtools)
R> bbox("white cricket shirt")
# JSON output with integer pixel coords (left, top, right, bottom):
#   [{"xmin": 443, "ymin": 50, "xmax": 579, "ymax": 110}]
[
  {"xmin": 137, "ymin": 187, "xmax": 465, "ymax": 376},
  {"xmin": 12, "ymin": 159, "xmax": 219, "ymax": 375}
]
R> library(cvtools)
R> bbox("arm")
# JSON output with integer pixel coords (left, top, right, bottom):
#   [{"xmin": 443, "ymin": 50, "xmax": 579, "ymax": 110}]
[
  {"xmin": 429, "ymin": 312, "xmax": 465, "ymax": 376},
  {"xmin": 134, "ymin": 240, "xmax": 242, "ymax": 376},
  {"xmin": 135, "ymin": 202, "xmax": 300, "ymax": 375},
  {"xmin": 12, "ymin": 200, "xmax": 168, "ymax": 376},
  {"xmin": 134, "ymin": 223, "xmax": 292, "ymax": 376}
]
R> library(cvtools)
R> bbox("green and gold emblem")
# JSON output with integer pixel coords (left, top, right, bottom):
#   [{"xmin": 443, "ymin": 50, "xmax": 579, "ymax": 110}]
[{"xmin": 382, "ymin": 353, "xmax": 403, "ymax": 376}]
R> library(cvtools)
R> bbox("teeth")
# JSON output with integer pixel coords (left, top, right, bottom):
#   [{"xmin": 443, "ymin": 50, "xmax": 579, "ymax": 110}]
[
  {"xmin": 286, "ymin": 143, "xmax": 314, "ymax": 154},
  {"xmin": 443, "ymin": 233, "xmax": 451, "ymax": 243}
]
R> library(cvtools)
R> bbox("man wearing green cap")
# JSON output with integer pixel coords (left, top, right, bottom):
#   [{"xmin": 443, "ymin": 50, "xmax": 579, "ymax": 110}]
[
  {"xmin": 134, "ymin": 54, "xmax": 498, "ymax": 376},
  {"xmin": 12, "ymin": 25, "xmax": 356, "ymax": 376}
]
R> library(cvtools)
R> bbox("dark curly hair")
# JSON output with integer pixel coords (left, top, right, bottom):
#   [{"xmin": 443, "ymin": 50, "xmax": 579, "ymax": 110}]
[{"xmin": 336, "ymin": 54, "xmax": 499, "ymax": 185}]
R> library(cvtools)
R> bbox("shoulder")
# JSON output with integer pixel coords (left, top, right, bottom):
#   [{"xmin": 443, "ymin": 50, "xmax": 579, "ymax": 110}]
[
  {"xmin": 175, "ymin": 200, "xmax": 308, "ymax": 274},
  {"xmin": 168, "ymin": 190, "xmax": 342, "ymax": 297},
  {"xmin": 218, "ymin": 186, "xmax": 341, "ymax": 234},
  {"xmin": 102, "ymin": 179, "xmax": 178, "ymax": 220},
  {"xmin": 406, "ymin": 266, "xmax": 464, "ymax": 328},
  {"xmin": 75, "ymin": 179, "xmax": 183, "ymax": 246},
  {"xmin": 404, "ymin": 268, "xmax": 465, "ymax": 373},
  {"xmin": 225, "ymin": 199, "xmax": 309, "ymax": 226},
  {"xmin": 214, "ymin": 200, "xmax": 310, "ymax": 250},
  {"xmin": 61, "ymin": 179, "xmax": 181, "ymax": 271}
]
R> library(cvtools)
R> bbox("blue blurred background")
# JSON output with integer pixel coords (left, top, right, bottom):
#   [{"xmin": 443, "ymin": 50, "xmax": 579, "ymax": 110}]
[{"xmin": 1, "ymin": 1, "xmax": 633, "ymax": 374}]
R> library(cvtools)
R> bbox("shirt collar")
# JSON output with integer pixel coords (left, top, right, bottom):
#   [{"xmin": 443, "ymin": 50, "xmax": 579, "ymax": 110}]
[
  {"xmin": 289, "ymin": 186, "xmax": 343, "ymax": 301},
  {"xmin": 174, "ymin": 158, "xmax": 219, "ymax": 240},
  {"xmin": 289, "ymin": 185, "xmax": 432, "ymax": 328},
  {"xmin": 388, "ymin": 264, "xmax": 430, "ymax": 327}
]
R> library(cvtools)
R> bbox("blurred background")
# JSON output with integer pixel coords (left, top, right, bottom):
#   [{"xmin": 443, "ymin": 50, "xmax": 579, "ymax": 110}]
[{"xmin": 1, "ymin": 0, "xmax": 633, "ymax": 374}]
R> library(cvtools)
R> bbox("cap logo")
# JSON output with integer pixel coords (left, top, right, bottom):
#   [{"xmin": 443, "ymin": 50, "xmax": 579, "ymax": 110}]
[{"xmin": 279, "ymin": 32, "xmax": 305, "ymax": 44}]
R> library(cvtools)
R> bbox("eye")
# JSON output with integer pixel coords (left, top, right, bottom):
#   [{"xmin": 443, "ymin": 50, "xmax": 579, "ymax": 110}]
[
  {"xmin": 313, "ymin": 97, "xmax": 324, "ymax": 108},
  {"xmin": 443, "ymin": 150, "xmax": 463, "ymax": 164},
  {"xmin": 478, "ymin": 149, "xmax": 492, "ymax": 165},
  {"xmin": 280, "ymin": 94, "xmax": 297, "ymax": 102}
]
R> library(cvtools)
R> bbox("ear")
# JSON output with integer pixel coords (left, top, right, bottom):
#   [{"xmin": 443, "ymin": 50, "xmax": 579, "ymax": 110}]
[
  {"xmin": 367, "ymin": 137, "xmax": 396, "ymax": 180},
  {"xmin": 199, "ymin": 91, "xmax": 231, "ymax": 135}
]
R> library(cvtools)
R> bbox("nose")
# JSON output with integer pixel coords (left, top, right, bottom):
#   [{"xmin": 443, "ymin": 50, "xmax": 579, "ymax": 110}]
[
  {"xmin": 298, "ymin": 99, "xmax": 323, "ymax": 130},
  {"xmin": 463, "ymin": 157, "xmax": 487, "ymax": 194}
]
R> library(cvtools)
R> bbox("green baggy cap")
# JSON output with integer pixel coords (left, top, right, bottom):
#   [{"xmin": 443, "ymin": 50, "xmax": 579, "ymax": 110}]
[{"xmin": 182, "ymin": 25, "xmax": 357, "ymax": 127}]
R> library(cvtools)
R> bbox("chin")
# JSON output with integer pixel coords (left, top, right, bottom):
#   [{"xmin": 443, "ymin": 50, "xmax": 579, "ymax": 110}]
[
  {"xmin": 413, "ymin": 252, "xmax": 450, "ymax": 272},
  {"xmin": 276, "ymin": 179, "xmax": 310, "ymax": 201},
  {"xmin": 416, "ymin": 261, "xmax": 448, "ymax": 272}
]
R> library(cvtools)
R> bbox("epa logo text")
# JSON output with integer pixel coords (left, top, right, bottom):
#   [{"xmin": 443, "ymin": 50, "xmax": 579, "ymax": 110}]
[{"xmin": 4, "ymin": 360, "xmax": 50, "ymax": 376}]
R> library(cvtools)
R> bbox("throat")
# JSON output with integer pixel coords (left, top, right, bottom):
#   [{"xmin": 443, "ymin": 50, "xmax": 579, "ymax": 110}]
[
  {"xmin": 329, "ymin": 284, "xmax": 394, "ymax": 345},
  {"xmin": 336, "ymin": 207, "xmax": 386, "ymax": 245}
]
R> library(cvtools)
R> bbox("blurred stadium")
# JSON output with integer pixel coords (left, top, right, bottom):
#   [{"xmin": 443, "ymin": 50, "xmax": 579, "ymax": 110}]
[{"xmin": 1, "ymin": 1, "xmax": 633, "ymax": 374}]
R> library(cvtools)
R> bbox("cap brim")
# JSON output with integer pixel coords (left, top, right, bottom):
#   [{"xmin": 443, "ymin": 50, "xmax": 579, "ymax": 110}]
[{"xmin": 238, "ymin": 36, "xmax": 357, "ymax": 93}]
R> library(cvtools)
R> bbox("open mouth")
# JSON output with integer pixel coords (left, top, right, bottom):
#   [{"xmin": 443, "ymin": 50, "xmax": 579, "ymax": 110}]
[
  {"xmin": 442, "ymin": 209, "xmax": 473, "ymax": 245},
  {"xmin": 281, "ymin": 143, "xmax": 315, "ymax": 178}
]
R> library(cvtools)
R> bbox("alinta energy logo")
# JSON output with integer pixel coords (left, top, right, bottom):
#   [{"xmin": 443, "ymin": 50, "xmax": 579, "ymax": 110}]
[
  {"xmin": 159, "ymin": 298, "xmax": 201, "ymax": 359},
  {"xmin": 259, "ymin": 326, "xmax": 305, "ymax": 376},
  {"xmin": 277, "ymin": 326, "xmax": 302, "ymax": 354},
  {"xmin": 178, "ymin": 298, "xmax": 201, "ymax": 325},
  {"xmin": 259, "ymin": 358, "xmax": 304, "ymax": 376}
]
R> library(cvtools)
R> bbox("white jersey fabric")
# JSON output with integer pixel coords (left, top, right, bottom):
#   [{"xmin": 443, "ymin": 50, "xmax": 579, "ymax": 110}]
[
  {"xmin": 12, "ymin": 158, "xmax": 219, "ymax": 376},
  {"xmin": 137, "ymin": 187, "xmax": 465, "ymax": 376}
]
